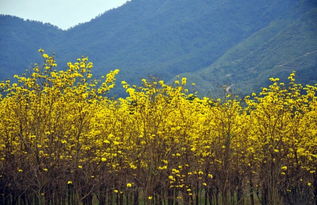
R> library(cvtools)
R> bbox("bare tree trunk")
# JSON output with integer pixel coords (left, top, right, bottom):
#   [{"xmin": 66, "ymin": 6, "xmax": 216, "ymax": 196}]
[
  {"xmin": 207, "ymin": 188, "xmax": 213, "ymax": 205},
  {"xmin": 133, "ymin": 190, "xmax": 139, "ymax": 205},
  {"xmin": 249, "ymin": 175, "xmax": 255, "ymax": 205},
  {"xmin": 167, "ymin": 189, "xmax": 173, "ymax": 205}
]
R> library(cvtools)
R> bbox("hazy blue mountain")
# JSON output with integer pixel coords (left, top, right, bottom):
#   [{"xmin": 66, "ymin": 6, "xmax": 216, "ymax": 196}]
[
  {"xmin": 0, "ymin": 0, "xmax": 316, "ymax": 96},
  {"xmin": 58, "ymin": 0, "xmax": 304, "ymax": 83},
  {"xmin": 0, "ymin": 15, "xmax": 62, "ymax": 78}
]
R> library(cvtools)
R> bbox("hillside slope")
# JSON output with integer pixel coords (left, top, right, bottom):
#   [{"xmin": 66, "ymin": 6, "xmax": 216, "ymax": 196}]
[
  {"xmin": 0, "ymin": 0, "xmax": 316, "ymax": 96},
  {"xmin": 58, "ymin": 0, "xmax": 300, "ymax": 83},
  {"xmin": 0, "ymin": 15, "xmax": 62, "ymax": 78},
  {"xmin": 181, "ymin": 6, "xmax": 317, "ymax": 96}
]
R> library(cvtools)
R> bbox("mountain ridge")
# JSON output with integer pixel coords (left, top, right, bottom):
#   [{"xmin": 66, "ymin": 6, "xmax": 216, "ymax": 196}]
[
  {"xmin": 180, "ymin": 7, "xmax": 317, "ymax": 96},
  {"xmin": 0, "ymin": 0, "xmax": 316, "ymax": 96}
]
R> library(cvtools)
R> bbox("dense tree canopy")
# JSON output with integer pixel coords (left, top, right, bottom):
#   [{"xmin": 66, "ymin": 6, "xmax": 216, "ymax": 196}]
[{"xmin": 0, "ymin": 53, "xmax": 316, "ymax": 204}]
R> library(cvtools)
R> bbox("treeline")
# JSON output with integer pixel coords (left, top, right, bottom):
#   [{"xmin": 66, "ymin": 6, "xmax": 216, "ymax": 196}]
[{"xmin": 0, "ymin": 53, "xmax": 316, "ymax": 205}]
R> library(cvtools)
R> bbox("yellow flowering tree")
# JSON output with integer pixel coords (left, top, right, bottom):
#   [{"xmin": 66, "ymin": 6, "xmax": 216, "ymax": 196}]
[{"xmin": 0, "ymin": 52, "xmax": 316, "ymax": 205}]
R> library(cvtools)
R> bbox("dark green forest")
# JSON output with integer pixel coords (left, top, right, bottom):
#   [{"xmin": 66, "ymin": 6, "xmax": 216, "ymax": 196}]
[{"xmin": 0, "ymin": 0, "xmax": 316, "ymax": 96}]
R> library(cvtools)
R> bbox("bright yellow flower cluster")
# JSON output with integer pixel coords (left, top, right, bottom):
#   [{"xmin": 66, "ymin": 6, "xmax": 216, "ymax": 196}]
[{"xmin": 0, "ymin": 52, "xmax": 316, "ymax": 204}]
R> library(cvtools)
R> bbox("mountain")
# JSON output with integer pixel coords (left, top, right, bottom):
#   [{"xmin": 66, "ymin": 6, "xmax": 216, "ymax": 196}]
[
  {"xmin": 59, "ymin": 0, "xmax": 309, "ymax": 83},
  {"xmin": 0, "ymin": 15, "xmax": 62, "ymax": 78},
  {"xmin": 180, "ymin": 5, "xmax": 317, "ymax": 96},
  {"xmin": 0, "ymin": 0, "xmax": 316, "ymax": 96}
]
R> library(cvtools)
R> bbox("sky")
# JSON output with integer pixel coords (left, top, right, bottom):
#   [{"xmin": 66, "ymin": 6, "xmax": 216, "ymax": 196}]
[{"xmin": 0, "ymin": 0, "xmax": 130, "ymax": 30}]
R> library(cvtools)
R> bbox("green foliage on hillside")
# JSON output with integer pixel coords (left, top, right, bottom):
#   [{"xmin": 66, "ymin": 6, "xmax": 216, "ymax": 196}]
[
  {"xmin": 0, "ymin": 0, "xmax": 316, "ymax": 96},
  {"xmin": 0, "ymin": 15, "xmax": 62, "ymax": 78},
  {"xmin": 182, "ymin": 7, "xmax": 317, "ymax": 97}
]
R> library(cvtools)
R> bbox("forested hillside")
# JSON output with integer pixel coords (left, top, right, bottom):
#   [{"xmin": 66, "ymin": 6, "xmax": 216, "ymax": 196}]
[
  {"xmin": 0, "ymin": 0, "xmax": 316, "ymax": 96},
  {"xmin": 0, "ymin": 15, "xmax": 62, "ymax": 78},
  {"xmin": 181, "ymin": 6, "xmax": 317, "ymax": 96}
]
